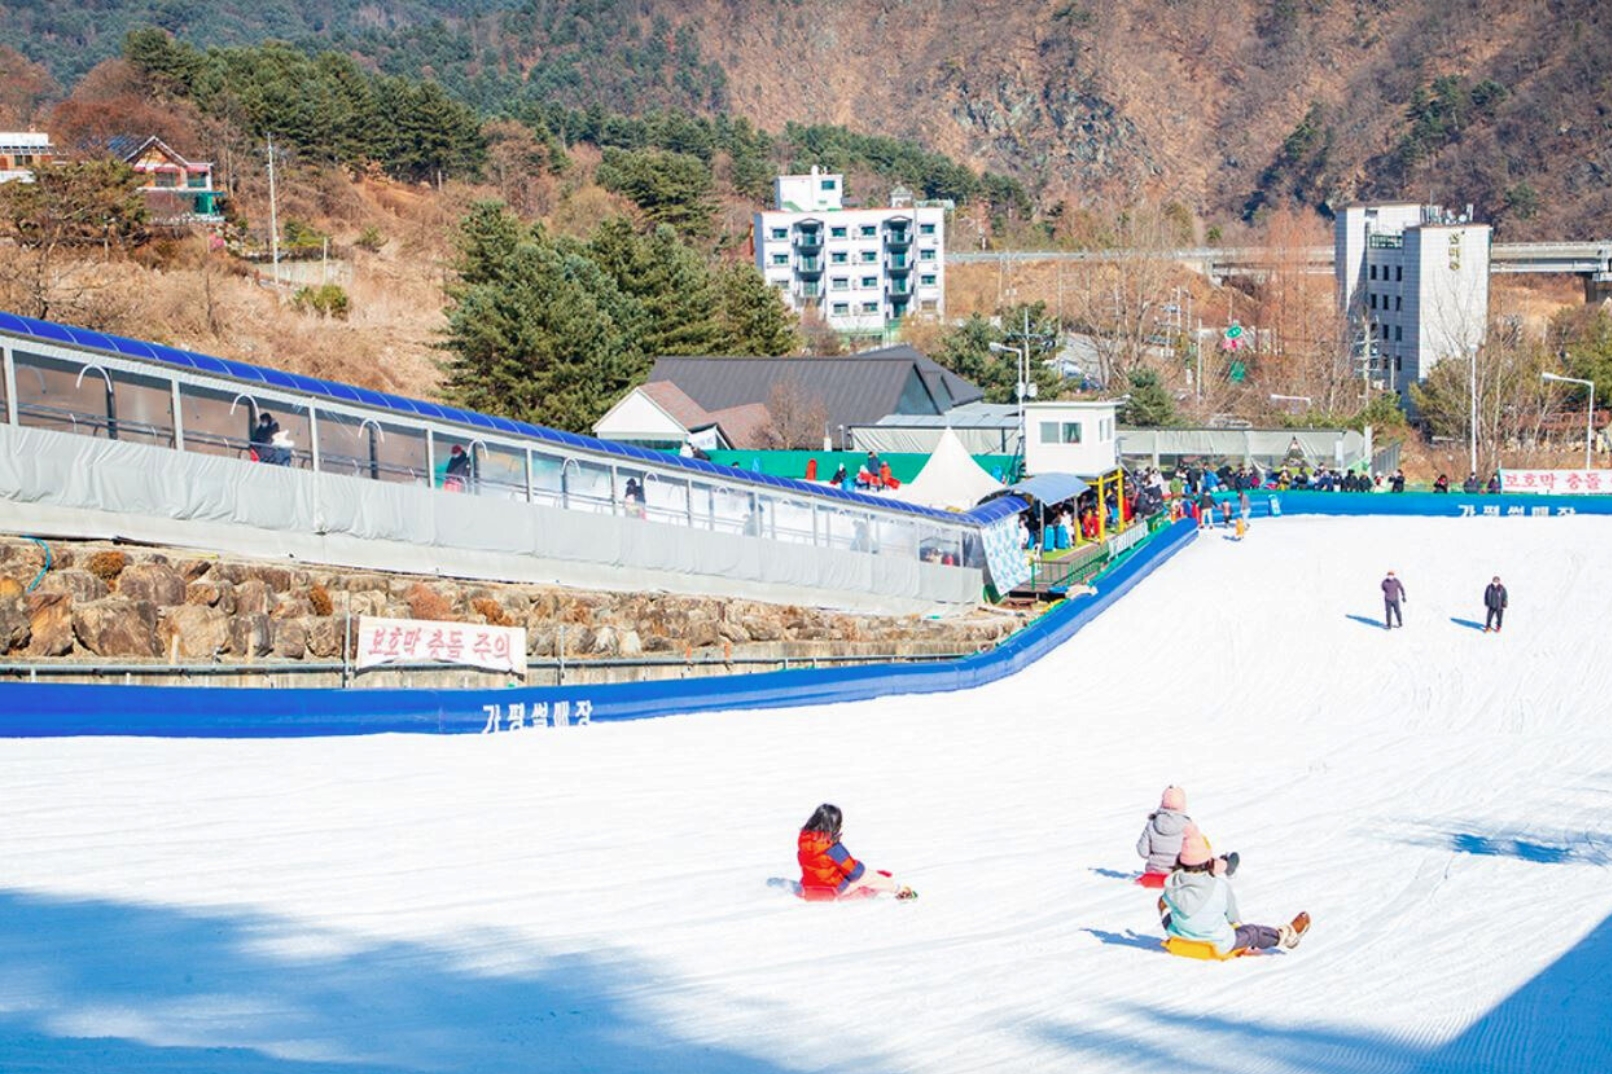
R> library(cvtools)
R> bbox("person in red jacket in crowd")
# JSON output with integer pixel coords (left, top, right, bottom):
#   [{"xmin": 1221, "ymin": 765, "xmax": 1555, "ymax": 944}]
[{"xmin": 797, "ymin": 803, "xmax": 915, "ymax": 901}]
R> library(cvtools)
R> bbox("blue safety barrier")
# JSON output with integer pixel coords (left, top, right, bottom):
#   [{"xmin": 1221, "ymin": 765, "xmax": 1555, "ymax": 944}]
[
  {"xmin": 1248, "ymin": 491, "xmax": 1612, "ymax": 518},
  {"xmin": 0, "ymin": 521, "xmax": 1200, "ymax": 738}
]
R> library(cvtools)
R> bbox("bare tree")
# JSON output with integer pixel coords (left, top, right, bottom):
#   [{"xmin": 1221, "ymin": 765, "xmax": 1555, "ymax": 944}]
[
  {"xmin": 1061, "ymin": 201, "xmax": 1186, "ymax": 389},
  {"xmin": 761, "ymin": 379, "xmax": 829, "ymax": 450}
]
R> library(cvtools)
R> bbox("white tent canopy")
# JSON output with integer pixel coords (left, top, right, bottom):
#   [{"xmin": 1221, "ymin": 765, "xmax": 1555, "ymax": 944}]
[{"xmin": 887, "ymin": 427, "xmax": 1005, "ymax": 510}]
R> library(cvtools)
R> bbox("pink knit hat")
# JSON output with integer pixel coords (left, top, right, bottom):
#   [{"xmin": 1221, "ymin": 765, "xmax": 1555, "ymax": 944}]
[
  {"xmin": 1177, "ymin": 824, "xmax": 1213, "ymax": 868},
  {"xmin": 1160, "ymin": 785, "xmax": 1187, "ymax": 812}
]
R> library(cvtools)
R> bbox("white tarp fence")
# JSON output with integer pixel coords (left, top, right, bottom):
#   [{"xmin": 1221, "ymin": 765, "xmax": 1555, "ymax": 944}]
[{"xmin": 0, "ymin": 425, "xmax": 983, "ymax": 614}]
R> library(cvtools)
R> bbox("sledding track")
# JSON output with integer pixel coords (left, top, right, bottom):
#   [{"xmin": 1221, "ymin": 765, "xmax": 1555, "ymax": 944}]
[{"xmin": 1, "ymin": 515, "xmax": 1610, "ymax": 1072}]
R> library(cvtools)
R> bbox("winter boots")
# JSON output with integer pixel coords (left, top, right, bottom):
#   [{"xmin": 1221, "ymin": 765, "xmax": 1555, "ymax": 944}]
[{"xmin": 1278, "ymin": 911, "xmax": 1312, "ymax": 949}]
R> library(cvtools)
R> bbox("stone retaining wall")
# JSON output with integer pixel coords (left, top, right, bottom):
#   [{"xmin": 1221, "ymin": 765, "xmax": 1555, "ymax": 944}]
[{"xmin": 0, "ymin": 537, "xmax": 1024, "ymax": 684}]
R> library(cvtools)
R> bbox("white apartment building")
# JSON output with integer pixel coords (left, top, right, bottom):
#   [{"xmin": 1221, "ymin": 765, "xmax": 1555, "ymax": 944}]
[
  {"xmin": 1335, "ymin": 202, "xmax": 1491, "ymax": 394},
  {"xmin": 754, "ymin": 168, "xmax": 945, "ymax": 338}
]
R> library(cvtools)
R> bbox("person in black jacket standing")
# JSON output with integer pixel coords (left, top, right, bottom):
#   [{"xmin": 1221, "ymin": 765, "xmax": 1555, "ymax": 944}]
[
  {"xmin": 1484, "ymin": 576, "xmax": 1508, "ymax": 633},
  {"xmin": 1382, "ymin": 570, "xmax": 1407, "ymax": 629}
]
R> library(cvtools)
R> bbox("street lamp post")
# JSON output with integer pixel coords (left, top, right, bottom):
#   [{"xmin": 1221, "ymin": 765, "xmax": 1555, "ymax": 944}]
[
  {"xmin": 989, "ymin": 339, "xmax": 1032, "ymax": 463},
  {"xmin": 1542, "ymin": 372, "xmax": 1597, "ymax": 471},
  {"xmin": 1468, "ymin": 345, "xmax": 1479, "ymax": 479}
]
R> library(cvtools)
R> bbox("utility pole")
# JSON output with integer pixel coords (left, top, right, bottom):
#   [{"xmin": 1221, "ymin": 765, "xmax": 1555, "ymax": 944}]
[{"xmin": 267, "ymin": 134, "xmax": 281, "ymax": 290}]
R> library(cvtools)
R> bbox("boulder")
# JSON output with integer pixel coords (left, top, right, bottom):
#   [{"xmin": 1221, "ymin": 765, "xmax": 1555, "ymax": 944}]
[
  {"xmin": 271, "ymin": 595, "xmax": 314, "ymax": 620},
  {"xmin": 247, "ymin": 565, "xmax": 293, "ymax": 593},
  {"xmin": 617, "ymin": 629, "xmax": 643, "ymax": 658},
  {"xmin": 185, "ymin": 579, "xmax": 236, "ymax": 614},
  {"xmin": 272, "ymin": 619, "xmax": 308, "ymax": 659},
  {"xmin": 306, "ymin": 617, "xmax": 345, "ymax": 659},
  {"xmin": 0, "ymin": 577, "xmax": 24, "ymax": 601},
  {"xmin": 228, "ymin": 614, "xmax": 274, "ymax": 657},
  {"xmin": 0, "ymin": 597, "xmax": 30, "ymax": 654},
  {"xmin": 177, "ymin": 558, "xmax": 215, "ymax": 582},
  {"xmin": 234, "ymin": 579, "xmax": 275, "ymax": 616},
  {"xmin": 117, "ymin": 563, "xmax": 188, "ymax": 607},
  {"xmin": 73, "ymin": 599, "xmax": 160, "ymax": 658},
  {"xmin": 25, "ymin": 592, "xmax": 74, "ymax": 657},
  {"xmin": 741, "ymin": 615, "xmax": 783, "ymax": 642},
  {"xmin": 36, "ymin": 569, "xmax": 109, "ymax": 604},
  {"xmin": 158, "ymin": 604, "xmax": 230, "ymax": 659}
]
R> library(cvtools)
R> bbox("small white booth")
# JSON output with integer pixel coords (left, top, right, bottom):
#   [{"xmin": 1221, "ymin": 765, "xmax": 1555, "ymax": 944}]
[{"xmin": 1022, "ymin": 401, "xmax": 1119, "ymax": 477}]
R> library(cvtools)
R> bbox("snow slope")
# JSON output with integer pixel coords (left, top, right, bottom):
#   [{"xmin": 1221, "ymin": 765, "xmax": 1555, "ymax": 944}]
[{"xmin": 1, "ymin": 515, "xmax": 1609, "ymax": 1073}]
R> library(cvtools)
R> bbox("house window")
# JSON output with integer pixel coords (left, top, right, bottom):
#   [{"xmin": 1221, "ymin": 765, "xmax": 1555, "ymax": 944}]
[
  {"xmin": 1395, "ymin": 295, "xmax": 1402, "ymax": 311},
  {"xmin": 860, "ymin": 276, "xmax": 878, "ymax": 288},
  {"xmin": 1395, "ymin": 325, "xmax": 1403, "ymax": 341},
  {"xmin": 1396, "ymin": 265, "xmax": 1403, "ymax": 282},
  {"xmin": 831, "ymin": 302, "xmax": 850, "ymax": 315},
  {"xmin": 830, "ymin": 226, "xmax": 847, "ymax": 239},
  {"xmin": 770, "ymin": 228, "xmax": 788, "ymax": 240},
  {"xmin": 802, "ymin": 282, "xmax": 820, "ymax": 298},
  {"xmin": 1394, "ymin": 356, "xmax": 1403, "ymax": 372},
  {"xmin": 859, "ymin": 225, "xmax": 877, "ymax": 237},
  {"xmin": 861, "ymin": 301, "xmax": 879, "ymax": 313},
  {"xmin": 920, "ymin": 274, "xmax": 937, "ymax": 286},
  {"xmin": 919, "ymin": 247, "xmax": 936, "ymax": 261},
  {"xmin": 831, "ymin": 277, "xmax": 849, "ymax": 290},
  {"xmin": 1038, "ymin": 421, "xmax": 1082, "ymax": 444},
  {"xmin": 921, "ymin": 299, "xmax": 938, "ymax": 311},
  {"xmin": 859, "ymin": 250, "xmax": 877, "ymax": 263},
  {"xmin": 830, "ymin": 251, "xmax": 848, "ymax": 264},
  {"xmin": 920, "ymin": 223, "xmax": 936, "ymax": 235},
  {"xmin": 821, "ymin": 179, "xmax": 837, "ymax": 191},
  {"xmin": 1370, "ymin": 265, "xmax": 1378, "ymax": 280},
  {"xmin": 771, "ymin": 253, "xmax": 789, "ymax": 266},
  {"xmin": 1370, "ymin": 294, "xmax": 1377, "ymax": 309}
]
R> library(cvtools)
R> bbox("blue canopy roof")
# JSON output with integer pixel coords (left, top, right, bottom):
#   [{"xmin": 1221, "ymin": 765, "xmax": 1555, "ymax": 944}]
[
  {"xmin": 0, "ymin": 311, "xmax": 1026, "ymax": 526},
  {"xmin": 1008, "ymin": 474, "xmax": 1091, "ymax": 504}
]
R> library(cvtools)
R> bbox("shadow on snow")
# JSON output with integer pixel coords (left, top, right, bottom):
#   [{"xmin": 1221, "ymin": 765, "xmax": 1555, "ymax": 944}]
[
  {"xmin": 1040, "ymin": 915, "xmax": 1612, "ymax": 1074},
  {"xmin": 0, "ymin": 890, "xmax": 808, "ymax": 1074}
]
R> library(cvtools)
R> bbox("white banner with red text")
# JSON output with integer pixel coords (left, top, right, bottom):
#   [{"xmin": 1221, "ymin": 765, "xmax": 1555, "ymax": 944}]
[
  {"xmin": 1499, "ymin": 469, "xmax": 1612, "ymax": 496},
  {"xmin": 357, "ymin": 616, "xmax": 525, "ymax": 674}
]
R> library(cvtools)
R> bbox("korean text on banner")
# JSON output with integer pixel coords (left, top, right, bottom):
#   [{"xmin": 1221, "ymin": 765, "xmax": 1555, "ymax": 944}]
[
  {"xmin": 357, "ymin": 616, "xmax": 526, "ymax": 674},
  {"xmin": 1499, "ymin": 469, "xmax": 1612, "ymax": 496}
]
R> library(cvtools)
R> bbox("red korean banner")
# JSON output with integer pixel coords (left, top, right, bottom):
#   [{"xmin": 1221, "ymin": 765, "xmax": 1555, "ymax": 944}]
[
  {"xmin": 357, "ymin": 616, "xmax": 525, "ymax": 674},
  {"xmin": 1499, "ymin": 469, "xmax": 1612, "ymax": 496}
]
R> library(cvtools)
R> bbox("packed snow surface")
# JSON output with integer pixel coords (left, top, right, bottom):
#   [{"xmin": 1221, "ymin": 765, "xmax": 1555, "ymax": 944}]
[{"xmin": 2, "ymin": 516, "xmax": 1610, "ymax": 1073}]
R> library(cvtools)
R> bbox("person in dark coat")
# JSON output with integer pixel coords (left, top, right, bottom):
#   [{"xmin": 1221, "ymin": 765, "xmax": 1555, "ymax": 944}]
[
  {"xmin": 1462, "ymin": 472, "xmax": 1481, "ymax": 494},
  {"xmin": 1483, "ymin": 575, "xmax": 1508, "ymax": 633},
  {"xmin": 1382, "ymin": 570, "xmax": 1407, "ymax": 629},
  {"xmin": 1433, "ymin": 473, "xmax": 1450, "ymax": 493},
  {"xmin": 1389, "ymin": 469, "xmax": 1406, "ymax": 493}
]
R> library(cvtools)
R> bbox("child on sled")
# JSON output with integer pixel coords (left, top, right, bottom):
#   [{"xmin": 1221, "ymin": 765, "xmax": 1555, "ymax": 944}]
[
  {"xmin": 1135, "ymin": 785, "xmax": 1237, "ymax": 888},
  {"xmin": 1161, "ymin": 827, "xmax": 1308, "ymax": 956},
  {"xmin": 797, "ymin": 803, "xmax": 915, "ymax": 901}
]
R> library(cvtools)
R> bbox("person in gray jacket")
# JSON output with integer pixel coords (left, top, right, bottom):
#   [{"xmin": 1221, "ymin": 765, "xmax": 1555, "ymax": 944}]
[
  {"xmin": 1136, "ymin": 786, "xmax": 1237, "ymax": 883},
  {"xmin": 1136, "ymin": 785, "xmax": 1194, "ymax": 879},
  {"xmin": 1382, "ymin": 570, "xmax": 1407, "ymax": 629},
  {"xmin": 1484, "ymin": 575, "xmax": 1508, "ymax": 633}
]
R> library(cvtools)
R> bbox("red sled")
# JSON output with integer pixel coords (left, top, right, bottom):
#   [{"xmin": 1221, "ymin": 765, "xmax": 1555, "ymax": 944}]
[{"xmin": 1135, "ymin": 872, "xmax": 1168, "ymax": 889}]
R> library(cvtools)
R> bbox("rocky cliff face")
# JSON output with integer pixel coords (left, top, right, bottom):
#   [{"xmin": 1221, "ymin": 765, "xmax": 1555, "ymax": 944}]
[
  {"xmin": 690, "ymin": 0, "xmax": 1611, "ymax": 238},
  {"xmin": 0, "ymin": 538, "xmax": 1020, "ymax": 682}
]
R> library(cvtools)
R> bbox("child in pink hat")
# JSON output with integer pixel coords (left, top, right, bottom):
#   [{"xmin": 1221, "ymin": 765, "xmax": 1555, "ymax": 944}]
[
  {"xmin": 1161, "ymin": 826, "xmax": 1309, "ymax": 955},
  {"xmin": 1135, "ymin": 785, "xmax": 1238, "ymax": 887}
]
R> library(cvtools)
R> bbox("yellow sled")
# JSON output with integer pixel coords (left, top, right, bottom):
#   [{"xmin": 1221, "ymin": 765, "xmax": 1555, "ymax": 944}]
[{"xmin": 1161, "ymin": 936, "xmax": 1254, "ymax": 961}]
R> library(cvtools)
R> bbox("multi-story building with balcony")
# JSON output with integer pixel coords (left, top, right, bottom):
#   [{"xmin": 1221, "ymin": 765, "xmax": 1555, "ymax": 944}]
[
  {"xmin": 754, "ymin": 168, "xmax": 945, "ymax": 340},
  {"xmin": 1335, "ymin": 202, "xmax": 1491, "ymax": 395}
]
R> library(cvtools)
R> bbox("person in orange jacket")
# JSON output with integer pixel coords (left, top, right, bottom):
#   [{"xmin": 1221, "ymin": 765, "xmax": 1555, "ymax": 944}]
[{"xmin": 797, "ymin": 803, "xmax": 915, "ymax": 901}]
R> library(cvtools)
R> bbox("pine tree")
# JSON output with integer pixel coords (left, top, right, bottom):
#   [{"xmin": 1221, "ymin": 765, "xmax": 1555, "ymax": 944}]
[
  {"xmin": 588, "ymin": 219, "xmax": 725, "ymax": 355},
  {"xmin": 712, "ymin": 262, "xmax": 800, "ymax": 356},
  {"xmin": 443, "ymin": 206, "xmax": 648, "ymax": 433}
]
